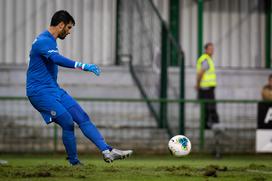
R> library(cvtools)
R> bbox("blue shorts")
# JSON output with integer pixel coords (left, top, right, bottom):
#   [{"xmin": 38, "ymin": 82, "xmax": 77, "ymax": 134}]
[{"xmin": 28, "ymin": 89, "xmax": 77, "ymax": 124}]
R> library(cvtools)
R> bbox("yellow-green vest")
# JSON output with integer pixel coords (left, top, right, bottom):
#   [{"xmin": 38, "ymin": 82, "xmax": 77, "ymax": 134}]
[{"xmin": 196, "ymin": 54, "xmax": 217, "ymax": 88}]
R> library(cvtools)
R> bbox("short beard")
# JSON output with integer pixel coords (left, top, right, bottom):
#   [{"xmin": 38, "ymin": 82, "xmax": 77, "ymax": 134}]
[
  {"xmin": 58, "ymin": 30, "xmax": 67, "ymax": 40},
  {"xmin": 58, "ymin": 35, "xmax": 66, "ymax": 40}
]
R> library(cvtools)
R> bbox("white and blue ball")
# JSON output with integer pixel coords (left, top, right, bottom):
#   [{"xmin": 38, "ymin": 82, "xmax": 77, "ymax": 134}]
[{"xmin": 168, "ymin": 135, "xmax": 191, "ymax": 157}]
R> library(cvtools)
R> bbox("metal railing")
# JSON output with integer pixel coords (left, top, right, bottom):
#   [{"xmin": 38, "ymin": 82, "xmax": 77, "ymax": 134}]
[
  {"xmin": 0, "ymin": 96, "xmax": 263, "ymax": 153},
  {"xmin": 117, "ymin": 0, "xmax": 185, "ymax": 136}
]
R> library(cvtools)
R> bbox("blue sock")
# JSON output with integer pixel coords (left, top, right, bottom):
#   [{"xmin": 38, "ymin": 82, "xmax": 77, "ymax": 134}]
[
  {"xmin": 54, "ymin": 112, "xmax": 79, "ymax": 165},
  {"xmin": 68, "ymin": 104, "xmax": 112, "ymax": 152},
  {"xmin": 62, "ymin": 130, "xmax": 79, "ymax": 165},
  {"xmin": 78, "ymin": 121, "xmax": 112, "ymax": 151}
]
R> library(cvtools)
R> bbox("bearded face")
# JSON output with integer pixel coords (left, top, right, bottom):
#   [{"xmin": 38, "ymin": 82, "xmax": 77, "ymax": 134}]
[{"xmin": 58, "ymin": 22, "xmax": 73, "ymax": 40}]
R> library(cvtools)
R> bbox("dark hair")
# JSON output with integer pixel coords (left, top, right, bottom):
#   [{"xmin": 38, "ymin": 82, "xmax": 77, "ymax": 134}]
[
  {"xmin": 269, "ymin": 74, "xmax": 272, "ymax": 80},
  {"xmin": 50, "ymin": 10, "xmax": 75, "ymax": 26},
  {"xmin": 204, "ymin": 42, "xmax": 213, "ymax": 50}
]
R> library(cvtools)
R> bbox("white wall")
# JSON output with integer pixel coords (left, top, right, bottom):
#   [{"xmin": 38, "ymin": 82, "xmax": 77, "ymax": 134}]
[
  {"xmin": 0, "ymin": 0, "xmax": 266, "ymax": 68},
  {"xmin": 0, "ymin": 0, "xmax": 116, "ymax": 65},
  {"xmin": 180, "ymin": 0, "xmax": 265, "ymax": 68}
]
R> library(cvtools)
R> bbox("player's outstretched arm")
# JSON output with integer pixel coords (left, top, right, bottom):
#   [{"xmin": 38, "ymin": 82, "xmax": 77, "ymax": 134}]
[
  {"xmin": 74, "ymin": 62, "xmax": 101, "ymax": 76},
  {"xmin": 49, "ymin": 53, "xmax": 101, "ymax": 76}
]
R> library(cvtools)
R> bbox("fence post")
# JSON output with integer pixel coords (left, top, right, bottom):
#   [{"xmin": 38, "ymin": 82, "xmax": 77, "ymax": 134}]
[
  {"xmin": 199, "ymin": 100, "xmax": 205, "ymax": 150},
  {"xmin": 179, "ymin": 54, "xmax": 185, "ymax": 135},
  {"xmin": 169, "ymin": 0, "xmax": 179, "ymax": 66},
  {"xmin": 265, "ymin": 0, "xmax": 272, "ymax": 68},
  {"xmin": 54, "ymin": 124, "xmax": 58, "ymax": 152},
  {"xmin": 115, "ymin": 0, "xmax": 121, "ymax": 65},
  {"xmin": 160, "ymin": 24, "xmax": 168, "ymax": 129},
  {"xmin": 197, "ymin": 0, "xmax": 203, "ymax": 57}
]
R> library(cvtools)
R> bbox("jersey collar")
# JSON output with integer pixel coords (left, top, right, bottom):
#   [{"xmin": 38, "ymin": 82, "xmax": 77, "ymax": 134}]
[{"xmin": 44, "ymin": 30, "xmax": 57, "ymax": 42}]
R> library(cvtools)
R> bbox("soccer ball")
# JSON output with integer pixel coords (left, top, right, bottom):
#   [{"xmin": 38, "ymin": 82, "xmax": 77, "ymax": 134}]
[{"xmin": 168, "ymin": 135, "xmax": 191, "ymax": 157}]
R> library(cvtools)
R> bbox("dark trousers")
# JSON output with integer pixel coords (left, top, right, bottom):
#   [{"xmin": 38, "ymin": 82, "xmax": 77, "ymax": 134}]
[{"xmin": 198, "ymin": 87, "xmax": 220, "ymax": 129}]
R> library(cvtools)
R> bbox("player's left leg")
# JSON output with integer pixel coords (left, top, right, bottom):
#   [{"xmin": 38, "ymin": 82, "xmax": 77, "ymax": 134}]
[
  {"xmin": 28, "ymin": 94, "xmax": 81, "ymax": 165},
  {"xmin": 53, "ymin": 111, "xmax": 81, "ymax": 165}
]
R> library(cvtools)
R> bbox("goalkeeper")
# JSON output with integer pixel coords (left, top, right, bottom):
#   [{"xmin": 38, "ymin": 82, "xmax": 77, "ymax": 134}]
[{"xmin": 26, "ymin": 10, "xmax": 132, "ymax": 165}]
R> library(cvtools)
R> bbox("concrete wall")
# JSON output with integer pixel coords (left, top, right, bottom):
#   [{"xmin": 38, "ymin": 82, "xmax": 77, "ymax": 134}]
[
  {"xmin": 168, "ymin": 68, "xmax": 271, "ymax": 100},
  {"xmin": 0, "ymin": 65, "xmax": 270, "ymax": 100},
  {"xmin": 0, "ymin": 65, "xmax": 141, "ymax": 98}
]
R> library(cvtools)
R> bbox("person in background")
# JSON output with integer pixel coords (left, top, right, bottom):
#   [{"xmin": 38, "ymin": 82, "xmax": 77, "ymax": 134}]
[
  {"xmin": 262, "ymin": 74, "xmax": 272, "ymax": 101},
  {"xmin": 195, "ymin": 42, "xmax": 220, "ymax": 129}
]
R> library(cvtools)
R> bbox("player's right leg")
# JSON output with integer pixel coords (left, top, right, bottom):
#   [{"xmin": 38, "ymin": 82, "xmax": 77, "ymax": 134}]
[
  {"xmin": 59, "ymin": 91, "xmax": 133, "ymax": 163},
  {"xmin": 102, "ymin": 149, "xmax": 133, "ymax": 163},
  {"xmin": 67, "ymin": 103, "xmax": 133, "ymax": 163}
]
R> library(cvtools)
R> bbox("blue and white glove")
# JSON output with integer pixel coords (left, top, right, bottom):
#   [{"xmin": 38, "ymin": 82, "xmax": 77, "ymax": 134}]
[{"xmin": 75, "ymin": 62, "xmax": 101, "ymax": 76}]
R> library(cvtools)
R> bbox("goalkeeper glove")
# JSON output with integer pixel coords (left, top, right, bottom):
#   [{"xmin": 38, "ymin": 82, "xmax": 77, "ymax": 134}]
[{"xmin": 75, "ymin": 62, "xmax": 101, "ymax": 76}]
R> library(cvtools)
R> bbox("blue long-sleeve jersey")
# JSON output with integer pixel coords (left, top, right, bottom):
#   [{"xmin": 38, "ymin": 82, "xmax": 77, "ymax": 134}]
[{"xmin": 26, "ymin": 30, "xmax": 76, "ymax": 96}]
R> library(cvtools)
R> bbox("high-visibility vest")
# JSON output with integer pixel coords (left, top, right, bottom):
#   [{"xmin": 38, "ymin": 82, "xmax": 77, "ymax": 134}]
[{"xmin": 196, "ymin": 53, "xmax": 217, "ymax": 88}]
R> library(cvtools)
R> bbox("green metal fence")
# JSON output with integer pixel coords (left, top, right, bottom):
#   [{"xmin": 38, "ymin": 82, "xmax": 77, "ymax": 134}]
[{"xmin": 0, "ymin": 97, "xmax": 260, "ymax": 154}]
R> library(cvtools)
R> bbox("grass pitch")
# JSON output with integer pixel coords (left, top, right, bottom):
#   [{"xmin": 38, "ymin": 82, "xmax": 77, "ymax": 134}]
[{"xmin": 0, "ymin": 154, "xmax": 272, "ymax": 181}]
